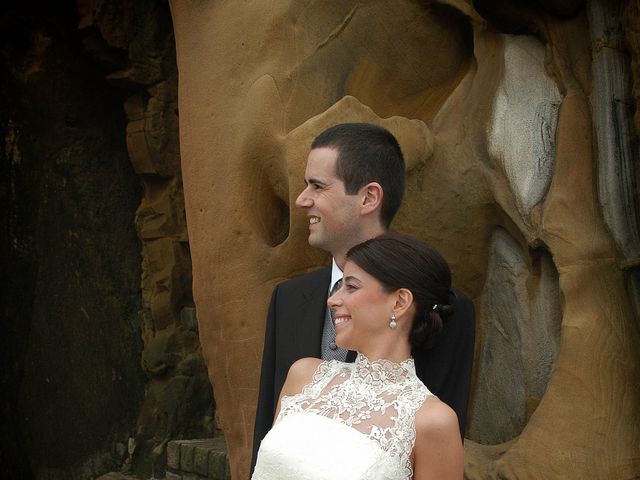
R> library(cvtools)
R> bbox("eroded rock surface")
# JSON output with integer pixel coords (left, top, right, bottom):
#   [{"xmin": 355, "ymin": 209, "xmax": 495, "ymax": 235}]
[
  {"xmin": 588, "ymin": 0, "xmax": 640, "ymax": 260},
  {"xmin": 488, "ymin": 35, "xmax": 561, "ymax": 219},
  {"xmin": 169, "ymin": 1, "xmax": 640, "ymax": 478},
  {"xmin": 77, "ymin": 0, "xmax": 216, "ymax": 475},
  {"xmin": 468, "ymin": 228, "xmax": 561, "ymax": 444},
  {"xmin": 1, "ymin": 1, "xmax": 214, "ymax": 478},
  {"xmin": 0, "ymin": 2, "xmax": 143, "ymax": 477}
]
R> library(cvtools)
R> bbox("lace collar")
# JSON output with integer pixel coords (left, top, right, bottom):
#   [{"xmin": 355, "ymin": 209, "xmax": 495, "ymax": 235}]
[{"xmin": 352, "ymin": 353, "xmax": 415, "ymax": 385}]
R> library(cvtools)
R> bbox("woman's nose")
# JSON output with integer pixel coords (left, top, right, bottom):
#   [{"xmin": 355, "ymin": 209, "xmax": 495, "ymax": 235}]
[
  {"xmin": 327, "ymin": 291, "xmax": 343, "ymax": 307},
  {"xmin": 327, "ymin": 295, "xmax": 338, "ymax": 308}
]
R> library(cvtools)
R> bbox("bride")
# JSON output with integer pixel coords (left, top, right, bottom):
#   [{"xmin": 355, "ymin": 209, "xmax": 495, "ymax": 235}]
[{"xmin": 252, "ymin": 234, "xmax": 464, "ymax": 479}]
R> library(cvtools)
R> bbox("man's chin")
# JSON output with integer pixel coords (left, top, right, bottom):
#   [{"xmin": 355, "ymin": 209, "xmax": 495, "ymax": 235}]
[
  {"xmin": 307, "ymin": 234, "xmax": 321, "ymax": 247},
  {"xmin": 307, "ymin": 234, "xmax": 328, "ymax": 251}
]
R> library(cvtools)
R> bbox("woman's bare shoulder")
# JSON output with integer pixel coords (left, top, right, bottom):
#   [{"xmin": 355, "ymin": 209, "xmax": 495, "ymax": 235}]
[
  {"xmin": 413, "ymin": 396, "xmax": 463, "ymax": 480},
  {"xmin": 289, "ymin": 357, "xmax": 323, "ymax": 379},
  {"xmin": 281, "ymin": 357, "xmax": 323, "ymax": 396},
  {"xmin": 414, "ymin": 395, "xmax": 460, "ymax": 436}
]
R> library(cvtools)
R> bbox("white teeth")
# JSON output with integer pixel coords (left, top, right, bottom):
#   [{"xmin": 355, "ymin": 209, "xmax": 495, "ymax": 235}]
[
  {"xmin": 310, "ymin": 217, "xmax": 320, "ymax": 224},
  {"xmin": 334, "ymin": 316, "xmax": 350, "ymax": 326}
]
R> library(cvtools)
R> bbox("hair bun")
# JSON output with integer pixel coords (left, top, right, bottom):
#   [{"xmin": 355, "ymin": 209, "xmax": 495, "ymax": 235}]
[{"xmin": 432, "ymin": 303, "xmax": 454, "ymax": 318}]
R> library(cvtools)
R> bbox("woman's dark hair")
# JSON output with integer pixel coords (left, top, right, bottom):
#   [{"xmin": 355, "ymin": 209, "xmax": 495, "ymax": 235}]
[{"xmin": 345, "ymin": 233, "xmax": 453, "ymax": 349}]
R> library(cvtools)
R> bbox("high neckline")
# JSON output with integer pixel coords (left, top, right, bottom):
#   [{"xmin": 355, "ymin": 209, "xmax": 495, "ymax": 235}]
[{"xmin": 352, "ymin": 353, "xmax": 415, "ymax": 384}]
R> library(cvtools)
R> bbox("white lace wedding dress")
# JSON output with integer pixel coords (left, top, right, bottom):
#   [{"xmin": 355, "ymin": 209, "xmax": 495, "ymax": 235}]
[{"xmin": 252, "ymin": 353, "xmax": 432, "ymax": 480}]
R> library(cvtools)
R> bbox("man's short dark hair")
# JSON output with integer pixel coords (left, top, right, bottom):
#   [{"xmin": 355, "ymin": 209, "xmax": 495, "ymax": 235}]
[{"xmin": 311, "ymin": 123, "xmax": 405, "ymax": 229}]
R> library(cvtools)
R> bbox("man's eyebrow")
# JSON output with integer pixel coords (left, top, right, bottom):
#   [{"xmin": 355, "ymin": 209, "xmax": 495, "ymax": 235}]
[{"xmin": 306, "ymin": 178, "xmax": 327, "ymax": 187}]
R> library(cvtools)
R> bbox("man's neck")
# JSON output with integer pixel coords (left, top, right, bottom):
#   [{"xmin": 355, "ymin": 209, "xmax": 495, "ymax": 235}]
[
  {"xmin": 333, "ymin": 225, "xmax": 387, "ymax": 269},
  {"xmin": 329, "ymin": 258, "xmax": 343, "ymax": 288}
]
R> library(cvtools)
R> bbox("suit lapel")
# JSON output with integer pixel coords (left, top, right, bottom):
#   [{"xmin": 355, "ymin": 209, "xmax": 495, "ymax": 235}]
[
  {"xmin": 287, "ymin": 266, "xmax": 356, "ymax": 361},
  {"xmin": 295, "ymin": 267, "xmax": 330, "ymax": 359}
]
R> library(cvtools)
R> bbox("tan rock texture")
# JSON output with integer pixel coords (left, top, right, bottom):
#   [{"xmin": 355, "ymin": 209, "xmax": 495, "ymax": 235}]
[
  {"xmin": 78, "ymin": 0, "xmax": 218, "ymax": 475},
  {"xmin": 169, "ymin": 1, "xmax": 640, "ymax": 478},
  {"xmin": 0, "ymin": 1, "xmax": 214, "ymax": 478}
]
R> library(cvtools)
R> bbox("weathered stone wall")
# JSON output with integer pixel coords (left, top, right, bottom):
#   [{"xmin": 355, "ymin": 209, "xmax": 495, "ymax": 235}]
[
  {"xmin": 1, "ymin": 1, "xmax": 213, "ymax": 478},
  {"xmin": 77, "ymin": 0, "xmax": 216, "ymax": 475},
  {"xmin": 169, "ymin": 0, "xmax": 640, "ymax": 478},
  {"xmin": 0, "ymin": 2, "xmax": 144, "ymax": 478},
  {"xmin": 3, "ymin": 0, "xmax": 637, "ymax": 478}
]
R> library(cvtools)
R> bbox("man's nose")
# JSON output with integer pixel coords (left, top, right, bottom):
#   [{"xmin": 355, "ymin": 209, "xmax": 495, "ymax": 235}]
[{"xmin": 295, "ymin": 187, "xmax": 312, "ymax": 208}]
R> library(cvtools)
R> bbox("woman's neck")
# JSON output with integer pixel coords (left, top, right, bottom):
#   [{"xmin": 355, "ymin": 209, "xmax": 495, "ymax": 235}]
[{"xmin": 356, "ymin": 342, "xmax": 412, "ymax": 364}]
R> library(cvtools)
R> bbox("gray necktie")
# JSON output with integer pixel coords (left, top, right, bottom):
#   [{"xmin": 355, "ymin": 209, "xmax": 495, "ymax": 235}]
[{"xmin": 321, "ymin": 279, "xmax": 348, "ymax": 361}]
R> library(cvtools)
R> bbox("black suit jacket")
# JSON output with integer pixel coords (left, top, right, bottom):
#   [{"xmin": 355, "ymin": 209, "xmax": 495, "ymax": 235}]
[{"xmin": 251, "ymin": 266, "xmax": 475, "ymax": 473}]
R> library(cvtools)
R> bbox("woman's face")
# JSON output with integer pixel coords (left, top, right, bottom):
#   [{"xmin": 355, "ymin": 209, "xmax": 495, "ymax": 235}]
[{"xmin": 328, "ymin": 261, "xmax": 398, "ymax": 351}]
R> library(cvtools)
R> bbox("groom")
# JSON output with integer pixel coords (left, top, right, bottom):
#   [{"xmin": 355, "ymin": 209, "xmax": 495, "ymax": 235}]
[{"xmin": 251, "ymin": 123, "xmax": 475, "ymax": 471}]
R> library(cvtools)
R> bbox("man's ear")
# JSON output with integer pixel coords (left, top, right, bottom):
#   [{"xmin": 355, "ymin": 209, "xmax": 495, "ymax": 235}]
[{"xmin": 360, "ymin": 182, "xmax": 383, "ymax": 215}]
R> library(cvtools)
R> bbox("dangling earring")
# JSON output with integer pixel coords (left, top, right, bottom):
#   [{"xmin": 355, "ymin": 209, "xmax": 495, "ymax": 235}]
[{"xmin": 389, "ymin": 313, "xmax": 397, "ymax": 329}]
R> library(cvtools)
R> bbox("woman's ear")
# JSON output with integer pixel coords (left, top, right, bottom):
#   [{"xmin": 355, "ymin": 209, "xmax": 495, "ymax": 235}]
[
  {"xmin": 393, "ymin": 288, "xmax": 413, "ymax": 318},
  {"xmin": 360, "ymin": 182, "xmax": 383, "ymax": 215}
]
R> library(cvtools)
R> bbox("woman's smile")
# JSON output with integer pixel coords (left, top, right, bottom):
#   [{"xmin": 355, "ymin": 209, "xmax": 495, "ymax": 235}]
[{"xmin": 333, "ymin": 314, "xmax": 351, "ymax": 328}]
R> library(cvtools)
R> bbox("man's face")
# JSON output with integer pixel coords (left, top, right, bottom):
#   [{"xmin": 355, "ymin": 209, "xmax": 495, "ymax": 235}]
[{"xmin": 295, "ymin": 147, "xmax": 363, "ymax": 257}]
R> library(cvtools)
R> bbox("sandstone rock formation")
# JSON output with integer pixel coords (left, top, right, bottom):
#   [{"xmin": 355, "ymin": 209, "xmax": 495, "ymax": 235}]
[
  {"xmin": 1, "ymin": 1, "xmax": 213, "ymax": 478},
  {"xmin": 0, "ymin": 3, "xmax": 144, "ymax": 477},
  {"xmin": 169, "ymin": 0, "xmax": 640, "ymax": 478},
  {"xmin": 77, "ymin": 0, "xmax": 216, "ymax": 474}
]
